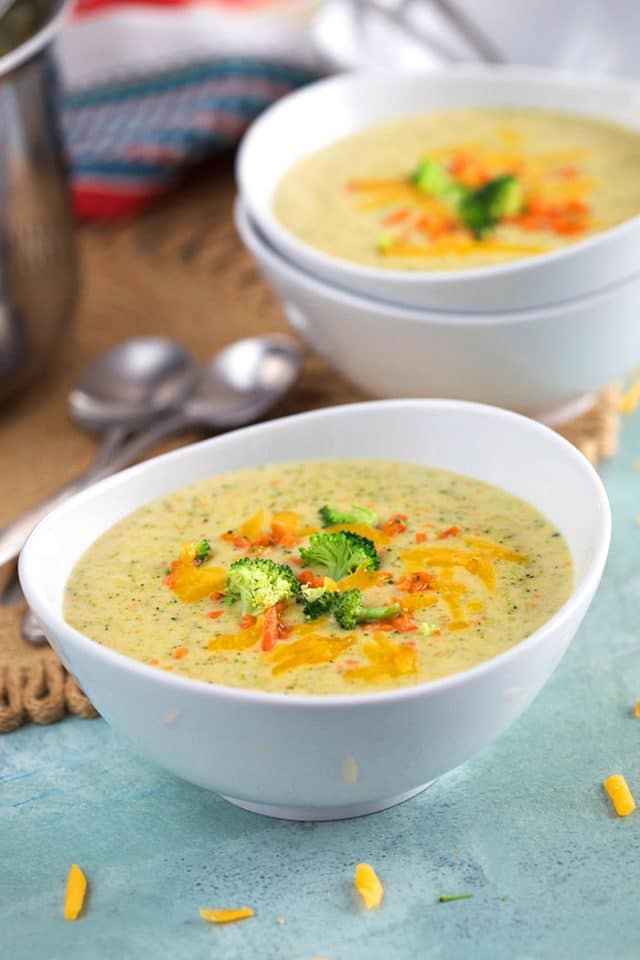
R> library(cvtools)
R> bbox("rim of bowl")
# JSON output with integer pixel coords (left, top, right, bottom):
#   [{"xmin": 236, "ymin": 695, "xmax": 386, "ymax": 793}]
[
  {"xmin": 237, "ymin": 64, "xmax": 640, "ymax": 288},
  {"xmin": 19, "ymin": 399, "xmax": 611, "ymax": 710},
  {"xmin": 235, "ymin": 196, "xmax": 640, "ymax": 325},
  {"xmin": 0, "ymin": 0, "xmax": 70, "ymax": 78}
]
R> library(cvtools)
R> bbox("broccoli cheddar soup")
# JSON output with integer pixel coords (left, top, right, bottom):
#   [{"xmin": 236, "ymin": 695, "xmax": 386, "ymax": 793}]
[
  {"xmin": 274, "ymin": 108, "xmax": 640, "ymax": 271},
  {"xmin": 65, "ymin": 460, "xmax": 573, "ymax": 696}
]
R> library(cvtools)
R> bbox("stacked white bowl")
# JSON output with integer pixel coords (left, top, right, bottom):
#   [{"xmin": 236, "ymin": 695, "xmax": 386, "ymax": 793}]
[{"xmin": 236, "ymin": 67, "xmax": 640, "ymax": 423}]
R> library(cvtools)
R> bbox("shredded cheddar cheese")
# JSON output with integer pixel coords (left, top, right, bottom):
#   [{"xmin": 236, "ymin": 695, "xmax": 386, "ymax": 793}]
[
  {"xmin": 354, "ymin": 863, "xmax": 384, "ymax": 909},
  {"xmin": 199, "ymin": 907, "xmax": 255, "ymax": 924},
  {"xmin": 399, "ymin": 593, "xmax": 438, "ymax": 612},
  {"xmin": 336, "ymin": 569, "xmax": 393, "ymax": 592},
  {"xmin": 164, "ymin": 542, "xmax": 227, "ymax": 602},
  {"xmin": 269, "ymin": 632, "xmax": 353, "ymax": 676},
  {"xmin": 619, "ymin": 378, "xmax": 640, "ymax": 415},
  {"xmin": 238, "ymin": 510, "xmax": 266, "ymax": 541},
  {"xmin": 208, "ymin": 615, "xmax": 264, "ymax": 652},
  {"xmin": 343, "ymin": 633, "xmax": 418, "ymax": 684},
  {"xmin": 635, "ymin": 701, "xmax": 640, "ymax": 718},
  {"xmin": 603, "ymin": 774, "xmax": 636, "ymax": 817},
  {"xmin": 64, "ymin": 864, "xmax": 87, "ymax": 921},
  {"xmin": 463, "ymin": 536, "xmax": 530, "ymax": 564}
]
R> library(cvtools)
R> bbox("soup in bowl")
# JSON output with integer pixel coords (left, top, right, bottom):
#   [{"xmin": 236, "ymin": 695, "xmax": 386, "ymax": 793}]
[
  {"xmin": 65, "ymin": 458, "xmax": 573, "ymax": 696},
  {"xmin": 238, "ymin": 67, "xmax": 640, "ymax": 310},
  {"xmin": 20, "ymin": 401, "xmax": 610, "ymax": 819},
  {"xmin": 274, "ymin": 107, "xmax": 640, "ymax": 273}
]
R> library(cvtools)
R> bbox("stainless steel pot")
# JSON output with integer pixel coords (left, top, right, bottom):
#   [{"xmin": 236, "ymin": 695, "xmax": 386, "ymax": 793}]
[{"xmin": 0, "ymin": 0, "xmax": 75, "ymax": 401}]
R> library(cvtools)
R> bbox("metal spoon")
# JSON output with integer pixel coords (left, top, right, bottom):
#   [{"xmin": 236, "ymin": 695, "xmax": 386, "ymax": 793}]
[
  {"xmin": 0, "ymin": 337, "xmax": 197, "ymax": 568},
  {"xmin": 57, "ymin": 333, "xmax": 303, "ymax": 481}
]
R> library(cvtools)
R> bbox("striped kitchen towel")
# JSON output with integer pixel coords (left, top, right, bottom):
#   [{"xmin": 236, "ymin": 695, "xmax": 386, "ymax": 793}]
[{"xmin": 57, "ymin": 0, "xmax": 321, "ymax": 218}]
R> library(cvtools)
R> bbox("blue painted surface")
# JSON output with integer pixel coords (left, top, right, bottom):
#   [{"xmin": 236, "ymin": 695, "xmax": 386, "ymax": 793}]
[{"xmin": 2, "ymin": 413, "xmax": 640, "ymax": 960}]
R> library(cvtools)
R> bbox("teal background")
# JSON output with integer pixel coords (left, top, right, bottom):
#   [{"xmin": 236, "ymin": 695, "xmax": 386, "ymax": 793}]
[{"xmin": 2, "ymin": 411, "xmax": 639, "ymax": 960}]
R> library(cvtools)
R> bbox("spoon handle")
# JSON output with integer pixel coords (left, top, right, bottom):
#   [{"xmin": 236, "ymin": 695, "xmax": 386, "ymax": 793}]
[
  {"xmin": 77, "ymin": 411, "xmax": 193, "ymax": 478},
  {"xmin": 0, "ymin": 426, "xmax": 129, "ymax": 568}
]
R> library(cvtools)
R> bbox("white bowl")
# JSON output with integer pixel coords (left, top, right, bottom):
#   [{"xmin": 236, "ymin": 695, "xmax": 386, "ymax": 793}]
[
  {"xmin": 236, "ymin": 199, "xmax": 640, "ymax": 421},
  {"xmin": 20, "ymin": 400, "xmax": 610, "ymax": 820},
  {"xmin": 237, "ymin": 67, "xmax": 640, "ymax": 312}
]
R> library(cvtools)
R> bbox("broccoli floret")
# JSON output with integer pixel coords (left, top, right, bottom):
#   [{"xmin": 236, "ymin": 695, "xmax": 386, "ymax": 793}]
[
  {"xmin": 332, "ymin": 589, "xmax": 400, "ymax": 630},
  {"xmin": 299, "ymin": 531, "xmax": 379, "ymax": 581},
  {"xmin": 412, "ymin": 159, "xmax": 451, "ymax": 196},
  {"xmin": 319, "ymin": 504, "xmax": 379, "ymax": 528},
  {"xmin": 459, "ymin": 175, "xmax": 523, "ymax": 238},
  {"xmin": 194, "ymin": 538, "xmax": 210, "ymax": 566},
  {"xmin": 302, "ymin": 590, "xmax": 336, "ymax": 621},
  {"xmin": 225, "ymin": 557, "xmax": 300, "ymax": 616}
]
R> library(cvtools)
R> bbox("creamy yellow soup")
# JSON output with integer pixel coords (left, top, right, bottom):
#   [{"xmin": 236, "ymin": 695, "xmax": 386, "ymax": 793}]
[
  {"xmin": 65, "ymin": 459, "xmax": 573, "ymax": 696},
  {"xmin": 274, "ymin": 108, "xmax": 640, "ymax": 271}
]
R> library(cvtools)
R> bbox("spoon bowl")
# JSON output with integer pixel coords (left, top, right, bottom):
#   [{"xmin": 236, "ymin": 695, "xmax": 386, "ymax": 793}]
[
  {"xmin": 69, "ymin": 337, "xmax": 197, "ymax": 434},
  {"xmin": 184, "ymin": 334, "xmax": 302, "ymax": 427}
]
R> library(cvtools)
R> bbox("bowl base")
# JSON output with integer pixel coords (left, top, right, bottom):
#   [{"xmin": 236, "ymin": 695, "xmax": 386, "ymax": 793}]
[{"xmin": 219, "ymin": 781, "xmax": 434, "ymax": 821}]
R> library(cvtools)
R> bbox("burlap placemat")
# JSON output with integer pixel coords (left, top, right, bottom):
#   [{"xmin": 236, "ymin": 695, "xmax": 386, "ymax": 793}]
[{"xmin": 0, "ymin": 158, "xmax": 622, "ymax": 732}]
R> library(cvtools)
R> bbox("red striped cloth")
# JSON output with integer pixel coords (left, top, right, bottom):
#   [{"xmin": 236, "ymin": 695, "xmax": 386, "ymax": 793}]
[{"xmin": 58, "ymin": 0, "xmax": 320, "ymax": 218}]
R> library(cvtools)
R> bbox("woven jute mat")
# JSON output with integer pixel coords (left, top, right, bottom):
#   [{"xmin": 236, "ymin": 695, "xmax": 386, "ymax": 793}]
[{"xmin": 0, "ymin": 157, "xmax": 622, "ymax": 732}]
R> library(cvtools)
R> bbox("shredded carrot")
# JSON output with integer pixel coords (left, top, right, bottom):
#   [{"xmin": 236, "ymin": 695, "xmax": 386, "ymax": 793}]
[
  {"xmin": 171, "ymin": 646, "xmax": 189, "ymax": 659},
  {"xmin": 210, "ymin": 592, "xmax": 224, "ymax": 601},
  {"xmin": 381, "ymin": 207, "xmax": 411, "ymax": 226},
  {"xmin": 207, "ymin": 610, "xmax": 224, "ymax": 620},
  {"xmin": 64, "ymin": 864, "xmax": 87, "ymax": 921},
  {"xmin": 298, "ymin": 570, "xmax": 325, "ymax": 589},
  {"xmin": 397, "ymin": 571, "xmax": 437, "ymax": 593},
  {"xmin": 270, "ymin": 521, "xmax": 299, "ymax": 548},
  {"xmin": 199, "ymin": 907, "xmax": 254, "ymax": 924},
  {"xmin": 354, "ymin": 863, "xmax": 384, "ymax": 909},
  {"xmin": 240, "ymin": 614, "xmax": 257, "ymax": 630},
  {"xmin": 438, "ymin": 525, "xmax": 461, "ymax": 540},
  {"xmin": 415, "ymin": 532, "xmax": 427, "ymax": 544},
  {"xmin": 262, "ymin": 605, "xmax": 279, "ymax": 652},
  {"xmin": 389, "ymin": 612, "xmax": 418, "ymax": 633},
  {"xmin": 603, "ymin": 775, "xmax": 636, "ymax": 817},
  {"xmin": 381, "ymin": 513, "xmax": 408, "ymax": 536},
  {"xmin": 221, "ymin": 510, "xmax": 316, "ymax": 552},
  {"xmin": 220, "ymin": 531, "xmax": 252, "ymax": 549}
]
